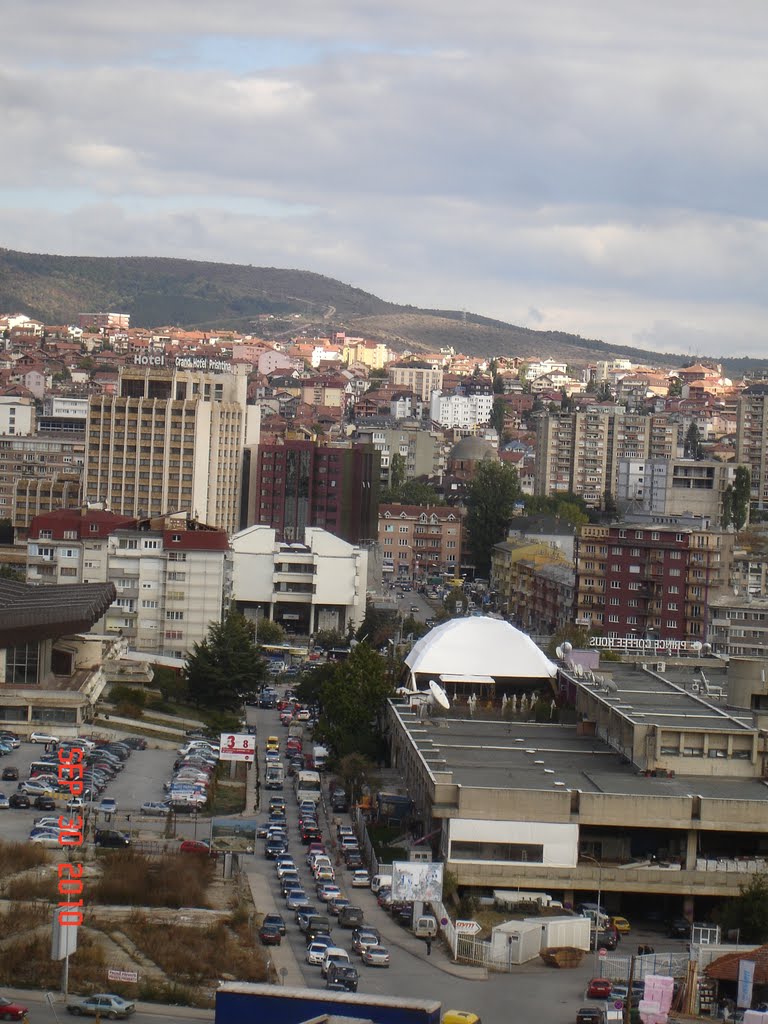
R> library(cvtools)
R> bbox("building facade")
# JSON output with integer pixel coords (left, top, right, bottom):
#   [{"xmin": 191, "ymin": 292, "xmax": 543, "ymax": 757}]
[
  {"xmin": 616, "ymin": 457, "xmax": 735, "ymax": 524},
  {"xmin": 736, "ymin": 383, "xmax": 768, "ymax": 512},
  {"xmin": 84, "ymin": 360, "xmax": 260, "ymax": 533},
  {"xmin": 0, "ymin": 396, "xmax": 35, "ymax": 436},
  {"xmin": 378, "ymin": 504, "xmax": 463, "ymax": 579},
  {"xmin": 387, "ymin": 362, "xmax": 444, "ymax": 403},
  {"xmin": 491, "ymin": 539, "xmax": 574, "ymax": 634},
  {"xmin": 354, "ymin": 421, "xmax": 445, "ymax": 484},
  {"xmin": 0, "ymin": 433, "xmax": 85, "ymax": 534},
  {"xmin": 429, "ymin": 390, "xmax": 494, "ymax": 429},
  {"xmin": 26, "ymin": 509, "xmax": 229, "ymax": 659},
  {"xmin": 232, "ymin": 525, "xmax": 367, "ymax": 636}
]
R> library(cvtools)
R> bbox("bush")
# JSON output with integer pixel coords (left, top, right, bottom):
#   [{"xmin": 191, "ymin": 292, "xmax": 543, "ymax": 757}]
[
  {"xmin": 0, "ymin": 841, "xmax": 51, "ymax": 878},
  {"xmin": 92, "ymin": 851, "xmax": 213, "ymax": 908}
]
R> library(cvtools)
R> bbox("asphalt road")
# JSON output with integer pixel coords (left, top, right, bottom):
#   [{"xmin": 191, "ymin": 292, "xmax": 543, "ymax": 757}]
[{"xmin": 0, "ymin": 988, "xmax": 212, "ymax": 1024}]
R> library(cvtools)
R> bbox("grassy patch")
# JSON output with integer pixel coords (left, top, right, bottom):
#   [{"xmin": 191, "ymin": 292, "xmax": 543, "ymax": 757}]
[
  {"xmin": 5, "ymin": 874, "xmax": 56, "ymax": 902},
  {"xmin": 91, "ymin": 851, "xmax": 213, "ymax": 908},
  {"xmin": 0, "ymin": 841, "xmax": 51, "ymax": 878},
  {"xmin": 122, "ymin": 912, "xmax": 269, "ymax": 985},
  {"xmin": 0, "ymin": 907, "xmax": 107, "ymax": 990},
  {"xmin": 208, "ymin": 782, "xmax": 246, "ymax": 815}
]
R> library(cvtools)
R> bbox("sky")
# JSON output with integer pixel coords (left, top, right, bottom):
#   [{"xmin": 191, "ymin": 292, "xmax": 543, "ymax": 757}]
[{"xmin": 2, "ymin": 1, "xmax": 768, "ymax": 357}]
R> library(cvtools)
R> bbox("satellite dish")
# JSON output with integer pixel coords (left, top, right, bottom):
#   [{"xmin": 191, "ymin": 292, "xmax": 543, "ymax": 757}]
[
  {"xmin": 692, "ymin": 641, "xmax": 703, "ymax": 653},
  {"xmin": 556, "ymin": 646, "xmax": 564, "ymax": 660},
  {"xmin": 702, "ymin": 642, "xmax": 712, "ymax": 656},
  {"xmin": 562, "ymin": 642, "xmax": 573, "ymax": 656},
  {"xmin": 428, "ymin": 679, "xmax": 451, "ymax": 710}
]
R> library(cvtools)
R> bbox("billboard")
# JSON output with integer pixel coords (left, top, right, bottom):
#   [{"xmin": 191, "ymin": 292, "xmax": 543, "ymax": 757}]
[
  {"xmin": 391, "ymin": 861, "xmax": 443, "ymax": 903},
  {"xmin": 211, "ymin": 818, "xmax": 258, "ymax": 854},
  {"xmin": 219, "ymin": 733, "xmax": 255, "ymax": 763}
]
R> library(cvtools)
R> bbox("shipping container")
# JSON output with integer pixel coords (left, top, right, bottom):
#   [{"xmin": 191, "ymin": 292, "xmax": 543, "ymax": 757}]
[{"xmin": 216, "ymin": 982, "xmax": 441, "ymax": 1024}]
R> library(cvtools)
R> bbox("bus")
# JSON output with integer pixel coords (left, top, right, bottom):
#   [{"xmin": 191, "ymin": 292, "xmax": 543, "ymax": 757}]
[{"xmin": 295, "ymin": 769, "xmax": 321, "ymax": 805}]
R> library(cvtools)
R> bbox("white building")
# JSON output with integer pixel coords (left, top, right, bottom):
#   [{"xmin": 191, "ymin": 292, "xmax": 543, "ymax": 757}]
[
  {"xmin": 231, "ymin": 526, "xmax": 367, "ymax": 636},
  {"xmin": 26, "ymin": 509, "xmax": 229, "ymax": 659},
  {"xmin": 0, "ymin": 395, "xmax": 35, "ymax": 435},
  {"xmin": 429, "ymin": 390, "xmax": 494, "ymax": 429}
]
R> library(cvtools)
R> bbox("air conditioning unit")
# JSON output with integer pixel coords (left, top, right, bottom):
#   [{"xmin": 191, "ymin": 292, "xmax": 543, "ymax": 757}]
[{"xmin": 656, "ymin": 661, "xmax": 666, "ymax": 673}]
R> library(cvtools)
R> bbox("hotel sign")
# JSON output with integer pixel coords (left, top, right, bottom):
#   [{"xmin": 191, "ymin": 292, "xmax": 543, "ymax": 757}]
[
  {"xmin": 133, "ymin": 353, "xmax": 231, "ymax": 373},
  {"xmin": 589, "ymin": 636, "xmax": 695, "ymax": 653}
]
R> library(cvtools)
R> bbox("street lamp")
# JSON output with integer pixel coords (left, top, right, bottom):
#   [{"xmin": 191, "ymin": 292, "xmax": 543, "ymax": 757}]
[{"xmin": 581, "ymin": 853, "xmax": 604, "ymax": 974}]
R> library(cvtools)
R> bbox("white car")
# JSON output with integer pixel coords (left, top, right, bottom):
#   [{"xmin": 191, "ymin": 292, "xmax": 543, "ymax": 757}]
[
  {"xmin": 306, "ymin": 941, "xmax": 330, "ymax": 966},
  {"xmin": 66, "ymin": 797, "xmax": 85, "ymax": 811},
  {"xmin": 33, "ymin": 816, "xmax": 61, "ymax": 829},
  {"xmin": 29, "ymin": 732, "xmax": 59, "ymax": 745},
  {"xmin": 99, "ymin": 798, "xmax": 118, "ymax": 814},
  {"xmin": 30, "ymin": 832, "xmax": 61, "ymax": 847},
  {"xmin": 351, "ymin": 870, "xmax": 371, "ymax": 888},
  {"xmin": 0, "ymin": 793, "xmax": 9, "ymax": 809}
]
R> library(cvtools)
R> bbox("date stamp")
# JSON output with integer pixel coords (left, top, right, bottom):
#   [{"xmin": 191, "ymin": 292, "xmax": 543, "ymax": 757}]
[{"xmin": 57, "ymin": 746, "xmax": 85, "ymax": 925}]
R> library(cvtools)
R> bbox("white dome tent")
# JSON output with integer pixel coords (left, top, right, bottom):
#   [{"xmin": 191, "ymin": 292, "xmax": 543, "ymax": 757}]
[{"xmin": 404, "ymin": 617, "xmax": 557, "ymax": 699}]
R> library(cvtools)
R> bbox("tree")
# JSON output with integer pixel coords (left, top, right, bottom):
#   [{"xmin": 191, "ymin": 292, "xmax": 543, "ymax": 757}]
[
  {"xmin": 684, "ymin": 422, "xmax": 703, "ymax": 460},
  {"xmin": 184, "ymin": 609, "xmax": 266, "ymax": 709},
  {"xmin": 722, "ymin": 485, "xmax": 735, "ymax": 529},
  {"xmin": 0, "ymin": 565, "xmax": 25, "ymax": 583},
  {"xmin": 720, "ymin": 873, "xmax": 768, "ymax": 943},
  {"xmin": 336, "ymin": 752, "xmax": 380, "ymax": 805},
  {"xmin": 398, "ymin": 480, "xmax": 443, "ymax": 505},
  {"xmin": 389, "ymin": 452, "xmax": 406, "ymax": 492},
  {"xmin": 603, "ymin": 490, "xmax": 618, "ymax": 519},
  {"xmin": 489, "ymin": 397, "xmax": 506, "ymax": 437},
  {"xmin": 316, "ymin": 644, "xmax": 393, "ymax": 759},
  {"xmin": 313, "ymin": 628, "xmax": 346, "ymax": 651},
  {"xmin": 355, "ymin": 603, "xmax": 400, "ymax": 647},
  {"xmin": 464, "ymin": 462, "xmax": 521, "ymax": 576},
  {"xmin": 596, "ymin": 381, "xmax": 613, "ymax": 402},
  {"xmin": 734, "ymin": 465, "xmax": 751, "ymax": 530},
  {"xmin": 546, "ymin": 623, "xmax": 590, "ymax": 659},
  {"xmin": 492, "ymin": 373, "xmax": 505, "ymax": 395},
  {"xmin": 254, "ymin": 618, "xmax": 285, "ymax": 646},
  {"xmin": 668, "ymin": 376, "xmax": 683, "ymax": 397}
]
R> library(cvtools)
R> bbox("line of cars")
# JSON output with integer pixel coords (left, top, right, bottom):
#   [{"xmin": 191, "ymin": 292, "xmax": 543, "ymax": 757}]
[{"xmin": 158, "ymin": 736, "xmax": 221, "ymax": 812}]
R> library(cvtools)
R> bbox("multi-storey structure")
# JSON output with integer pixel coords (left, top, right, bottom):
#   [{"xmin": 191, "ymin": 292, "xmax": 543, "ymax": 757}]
[
  {"xmin": 354, "ymin": 421, "xmax": 445, "ymax": 485},
  {"xmin": 85, "ymin": 359, "xmax": 260, "ymax": 534},
  {"xmin": 252, "ymin": 440, "xmax": 379, "ymax": 545},
  {"xmin": 38, "ymin": 396, "xmax": 89, "ymax": 433},
  {"xmin": 387, "ymin": 361, "xmax": 443, "ymax": 403},
  {"xmin": 0, "ymin": 433, "xmax": 85, "ymax": 534},
  {"xmin": 491, "ymin": 539, "xmax": 574, "ymax": 634},
  {"xmin": 26, "ymin": 509, "xmax": 229, "ymax": 659},
  {"xmin": 78, "ymin": 312, "xmax": 130, "ymax": 330},
  {"xmin": 574, "ymin": 521, "xmax": 734, "ymax": 641},
  {"xmin": 709, "ymin": 594, "xmax": 768, "ymax": 658},
  {"xmin": 429, "ymin": 390, "xmax": 494, "ymax": 429},
  {"xmin": 378, "ymin": 504, "xmax": 463, "ymax": 579},
  {"xmin": 0, "ymin": 396, "xmax": 34, "ymax": 435},
  {"xmin": 736, "ymin": 382, "xmax": 768, "ymax": 512},
  {"xmin": 616, "ymin": 457, "xmax": 735, "ymax": 524}
]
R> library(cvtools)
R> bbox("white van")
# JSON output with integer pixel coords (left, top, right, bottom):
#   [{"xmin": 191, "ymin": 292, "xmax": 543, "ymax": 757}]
[{"xmin": 370, "ymin": 872, "xmax": 393, "ymax": 894}]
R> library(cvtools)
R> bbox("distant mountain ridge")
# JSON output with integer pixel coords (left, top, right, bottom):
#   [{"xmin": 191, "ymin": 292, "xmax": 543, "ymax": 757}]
[{"xmin": 0, "ymin": 248, "xmax": 763, "ymax": 373}]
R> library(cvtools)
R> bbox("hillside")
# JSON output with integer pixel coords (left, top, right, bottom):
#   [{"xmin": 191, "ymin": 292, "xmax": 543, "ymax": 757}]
[{"xmin": 0, "ymin": 248, "xmax": 763, "ymax": 372}]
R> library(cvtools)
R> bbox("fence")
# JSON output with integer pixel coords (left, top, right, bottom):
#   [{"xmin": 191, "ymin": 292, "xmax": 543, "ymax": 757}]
[
  {"xmin": 352, "ymin": 804, "xmax": 379, "ymax": 877},
  {"xmin": 455, "ymin": 934, "xmax": 515, "ymax": 972},
  {"xmin": 600, "ymin": 951, "xmax": 690, "ymax": 982}
]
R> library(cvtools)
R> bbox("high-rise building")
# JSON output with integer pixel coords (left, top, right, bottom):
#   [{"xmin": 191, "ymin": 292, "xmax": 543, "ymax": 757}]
[
  {"xmin": 736, "ymin": 383, "xmax": 768, "ymax": 512},
  {"xmin": 251, "ymin": 440, "xmax": 379, "ymax": 545},
  {"xmin": 387, "ymin": 361, "xmax": 444, "ymax": 403},
  {"xmin": 84, "ymin": 358, "xmax": 259, "ymax": 534},
  {"xmin": 0, "ymin": 432, "xmax": 85, "ymax": 536}
]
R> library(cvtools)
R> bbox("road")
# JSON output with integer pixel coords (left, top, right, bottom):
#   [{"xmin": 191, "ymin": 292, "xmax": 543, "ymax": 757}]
[{"xmin": 0, "ymin": 988, "xmax": 212, "ymax": 1024}]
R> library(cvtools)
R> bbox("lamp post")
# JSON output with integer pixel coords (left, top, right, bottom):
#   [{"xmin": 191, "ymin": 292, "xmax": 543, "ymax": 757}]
[{"xmin": 581, "ymin": 853, "xmax": 604, "ymax": 974}]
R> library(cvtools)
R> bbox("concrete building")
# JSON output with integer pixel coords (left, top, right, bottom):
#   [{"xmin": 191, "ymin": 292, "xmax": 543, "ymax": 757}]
[
  {"xmin": 616, "ymin": 457, "xmax": 735, "ymax": 524},
  {"xmin": 0, "ymin": 578, "xmax": 119, "ymax": 734},
  {"xmin": 251, "ymin": 440, "xmax": 379, "ymax": 545},
  {"xmin": 38, "ymin": 396, "xmax": 89, "ymax": 433},
  {"xmin": 0, "ymin": 395, "xmax": 34, "ymax": 436},
  {"xmin": 85, "ymin": 358, "xmax": 260, "ymax": 534},
  {"xmin": 491, "ymin": 539, "xmax": 574, "ymax": 635},
  {"xmin": 378, "ymin": 504, "xmax": 463, "ymax": 580},
  {"xmin": 708, "ymin": 594, "xmax": 768, "ymax": 659},
  {"xmin": 429, "ymin": 390, "xmax": 494, "ymax": 430},
  {"xmin": 0, "ymin": 433, "xmax": 85, "ymax": 534},
  {"xmin": 78, "ymin": 312, "xmax": 130, "ymax": 330},
  {"xmin": 231, "ymin": 525, "xmax": 367, "ymax": 636},
  {"xmin": 387, "ymin": 361, "xmax": 443, "ymax": 403},
  {"xmin": 574, "ymin": 521, "xmax": 735, "ymax": 641},
  {"xmin": 388, "ymin": 652, "xmax": 768, "ymax": 918},
  {"xmin": 736, "ymin": 383, "xmax": 768, "ymax": 512},
  {"xmin": 354, "ymin": 421, "xmax": 445, "ymax": 485},
  {"xmin": 26, "ymin": 509, "xmax": 229, "ymax": 659}
]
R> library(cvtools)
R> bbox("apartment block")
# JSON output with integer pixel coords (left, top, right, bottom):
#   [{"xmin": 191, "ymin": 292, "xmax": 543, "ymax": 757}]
[
  {"xmin": 736, "ymin": 383, "xmax": 768, "ymax": 511},
  {"xmin": 378, "ymin": 504, "xmax": 462, "ymax": 579},
  {"xmin": 574, "ymin": 521, "xmax": 734, "ymax": 641},
  {"xmin": 252, "ymin": 440, "xmax": 379, "ymax": 545},
  {"xmin": 354, "ymin": 421, "xmax": 445, "ymax": 484},
  {"xmin": 429, "ymin": 390, "xmax": 494, "ymax": 429},
  {"xmin": 26, "ymin": 509, "xmax": 228, "ymax": 659},
  {"xmin": 387, "ymin": 361, "xmax": 444, "ymax": 403},
  {"xmin": 616, "ymin": 457, "xmax": 734, "ymax": 524},
  {"xmin": 85, "ymin": 361, "xmax": 260, "ymax": 534},
  {"xmin": 0, "ymin": 433, "xmax": 85, "ymax": 532},
  {"xmin": 0, "ymin": 396, "xmax": 35, "ymax": 436},
  {"xmin": 491, "ymin": 539, "xmax": 574, "ymax": 634},
  {"xmin": 709, "ymin": 594, "xmax": 768, "ymax": 658}
]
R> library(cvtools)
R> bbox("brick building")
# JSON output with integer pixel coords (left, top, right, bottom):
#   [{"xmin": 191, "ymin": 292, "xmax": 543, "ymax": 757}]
[{"xmin": 378, "ymin": 504, "xmax": 463, "ymax": 580}]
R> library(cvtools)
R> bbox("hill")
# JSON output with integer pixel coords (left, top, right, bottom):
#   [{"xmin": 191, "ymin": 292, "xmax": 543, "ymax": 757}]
[{"xmin": 0, "ymin": 248, "xmax": 763, "ymax": 372}]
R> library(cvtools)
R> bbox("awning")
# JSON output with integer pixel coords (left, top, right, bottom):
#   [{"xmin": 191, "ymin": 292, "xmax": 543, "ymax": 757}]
[{"xmin": 439, "ymin": 674, "xmax": 496, "ymax": 686}]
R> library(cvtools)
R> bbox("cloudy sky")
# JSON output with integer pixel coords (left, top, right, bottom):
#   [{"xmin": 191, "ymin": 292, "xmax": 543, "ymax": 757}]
[{"xmin": 2, "ymin": 1, "xmax": 768, "ymax": 356}]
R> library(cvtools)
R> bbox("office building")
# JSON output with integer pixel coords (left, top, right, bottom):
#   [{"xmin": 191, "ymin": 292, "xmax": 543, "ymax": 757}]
[
  {"xmin": 0, "ymin": 433, "xmax": 85, "ymax": 535},
  {"xmin": 38, "ymin": 396, "xmax": 89, "ymax": 433},
  {"xmin": 84, "ymin": 358, "xmax": 259, "ymax": 534},
  {"xmin": 252, "ymin": 440, "xmax": 379, "ymax": 545}
]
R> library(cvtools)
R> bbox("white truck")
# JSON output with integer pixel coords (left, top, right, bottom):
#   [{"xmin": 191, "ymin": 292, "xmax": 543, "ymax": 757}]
[{"xmin": 313, "ymin": 744, "xmax": 329, "ymax": 771}]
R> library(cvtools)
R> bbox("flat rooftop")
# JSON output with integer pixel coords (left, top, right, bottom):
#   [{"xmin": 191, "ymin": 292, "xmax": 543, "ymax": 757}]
[{"xmin": 391, "ymin": 709, "xmax": 768, "ymax": 801}]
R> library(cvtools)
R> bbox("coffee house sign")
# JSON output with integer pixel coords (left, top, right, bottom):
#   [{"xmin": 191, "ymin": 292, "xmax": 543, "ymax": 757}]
[
  {"xmin": 589, "ymin": 636, "xmax": 696, "ymax": 654},
  {"xmin": 133, "ymin": 353, "xmax": 231, "ymax": 373}
]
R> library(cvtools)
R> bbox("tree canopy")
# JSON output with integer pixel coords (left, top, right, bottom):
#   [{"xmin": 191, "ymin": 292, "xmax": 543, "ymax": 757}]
[
  {"xmin": 720, "ymin": 872, "xmax": 768, "ymax": 943},
  {"xmin": 464, "ymin": 461, "xmax": 521, "ymax": 576},
  {"xmin": 184, "ymin": 609, "xmax": 266, "ymax": 709},
  {"xmin": 314, "ymin": 644, "xmax": 394, "ymax": 760}
]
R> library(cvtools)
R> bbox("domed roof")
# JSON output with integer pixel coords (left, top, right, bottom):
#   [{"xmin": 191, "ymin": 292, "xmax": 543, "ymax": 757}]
[
  {"xmin": 449, "ymin": 436, "xmax": 498, "ymax": 462},
  {"xmin": 405, "ymin": 617, "xmax": 556, "ymax": 681}
]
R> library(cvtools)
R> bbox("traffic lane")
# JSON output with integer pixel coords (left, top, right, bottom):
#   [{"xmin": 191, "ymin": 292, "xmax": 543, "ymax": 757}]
[
  {"xmin": 0, "ymin": 988, "xmax": 213, "ymax": 1024},
  {"xmin": 397, "ymin": 590, "xmax": 434, "ymax": 622}
]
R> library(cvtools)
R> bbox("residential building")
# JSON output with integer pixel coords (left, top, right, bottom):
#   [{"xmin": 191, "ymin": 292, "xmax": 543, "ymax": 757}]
[
  {"xmin": 429, "ymin": 390, "xmax": 494, "ymax": 429},
  {"xmin": 26, "ymin": 509, "xmax": 229, "ymax": 659},
  {"xmin": 354, "ymin": 421, "xmax": 445, "ymax": 485},
  {"xmin": 341, "ymin": 338, "xmax": 390, "ymax": 370},
  {"xmin": 38, "ymin": 396, "xmax": 89, "ymax": 433},
  {"xmin": 736, "ymin": 383, "xmax": 768, "ymax": 512},
  {"xmin": 84, "ymin": 359, "xmax": 260, "ymax": 534},
  {"xmin": 491, "ymin": 539, "xmax": 574, "ymax": 633},
  {"xmin": 574, "ymin": 521, "xmax": 734, "ymax": 641},
  {"xmin": 0, "ymin": 433, "xmax": 85, "ymax": 534},
  {"xmin": 232, "ymin": 525, "xmax": 367, "ymax": 636},
  {"xmin": 616, "ymin": 457, "xmax": 735, "ymax": 524},
  {"xmin": 378, "ymin": 504, "xmax": 463, "ymax": 580},
  {"xmin": 0, "ymin": 577, "xmax": 119, "ymax": 734},
  {"xmin": 251, "ymin": 440, "xmax": 379, "ymax": 545},
  {"xmin": 709, "ymin": 594, "xmax": 768, "ymax": 659},
  {"xmin": 387, "ymin": 361, "xmax": 443, "ymax": 403},
  {"xmin": 79, "ymin": 312, "xmax": 130, "ymax": 330},
  {"xmin": 0, "ymin": 396, "xmax": 34, "ymax": 435}
]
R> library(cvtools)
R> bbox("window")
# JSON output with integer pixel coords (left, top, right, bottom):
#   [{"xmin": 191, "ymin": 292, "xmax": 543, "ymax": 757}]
[
  {"xmin": 89, "ymin": 523, "xmax": 99, "ymax": 533},
  {"xmin": 167, "ymin": 571, "xmax": 186, "ymax": 581},
  {"xmin": 669, "ymin": 569, "xmax": 681, "ymax": 577},
  {"xmin": 60, "ymin": 567, "xmax": 78, "ymax": 577},
  {"xmin": 39, "ymin": 530, "xmax": 52, "ymax": 540},
  {"xmin": 651, "ymin": 531, "xmax": 660, "ymax": 541},
  {"xmin": 670, "ymin": 550, "xmax": 681, "ymax": 560},
  {"xmin": 610, "ymin": 597, "xmax": 620, "ymax": 605},
  {"xmin": 451, "ymin": 840, "xmax": 543, "ymax": 863},
  {"xmin": 608, "ymin": 614, "xmax": 619, "ymax": 623},
  {"xmin": 610, "ymin": 581, "xmax": 621, "ymax": 589},
  {"xmin": 667, "ymin": 602, "xmax": 678, "ymax": 611},
  {"xmin": 172, "ymin": 534, "xmax": 181, "ymax": 543},
  {"xmin": 118, "ymin": 539, "xmax": 138, "ymax": 550},
  {"xmin": 168, "ymin": 552, "xmax": 187, "ymax": 562},
  {"xmin": 676, "ymin": 533, "xmax": 684, "ymax": 542},
  {"xmin": 63, "ymin": 530, "xmax": 77, "ymax": 540},
  {"xmin": 143, "ymin": 540, "xmax": 159, "ymax": 550},
  {"xmin": 398, "ymin": 538, "xmax": 408, "ymax": 547},
  {"xmin": 166, "ymin": 611, "xmax": 184, "ymax": 620},
  {"xmin": 635, "ymin": 531, "xmax": 643, "ymax": 539},
  {"xmin": 5, "ymin": 642, "xmax": 39, "ymax": 685},
  {"xmin": 399, "ymin": 525, "xmax": 409, "ymax": 533},
  {"xmin": 666, "ymin": 619, "xmax": 677, "ymax": 629},
  {"xmin": 164, "ymin": 630, "xmax": 183, "ymax": 640},
  {"xmin": 630, "ymin": 548, "xmax": 641, "ymax": 557},
  {"xmin": 141, "ymin": 600, "xmax": 158, "ymax": 609},
  {"xmin": 627, "ymin": 615, "xmax": 638, "ymax": 624},
  {"xmin": 384, "ymin": 524, "xmax": 394, "ymax": 533}
]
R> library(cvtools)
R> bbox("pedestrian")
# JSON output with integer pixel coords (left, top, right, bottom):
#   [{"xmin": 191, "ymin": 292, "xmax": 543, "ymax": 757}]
[{"xmin": 426, "ymin": 937, "xmax": 432, "ymax": 956}]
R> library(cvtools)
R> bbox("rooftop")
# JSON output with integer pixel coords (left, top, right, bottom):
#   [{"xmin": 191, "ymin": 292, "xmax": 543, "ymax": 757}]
[{"xmin": 0, "ymin": 579, "xmax": 116, "ymax": 644}]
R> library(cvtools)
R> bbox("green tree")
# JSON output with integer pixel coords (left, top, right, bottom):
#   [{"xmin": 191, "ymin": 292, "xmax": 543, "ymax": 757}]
[
  {"xmin": 316, "ymin": 644, "xmax": 393, "ymax": 759},
  {"xmin": 313, "ymin": 628, "xmax": 346, "ymax": 651},
  {"xmin": 389, "ymin": 452, "xmax": 406, "ymax": 492},
  {"xmin": 546, "ymin": 623, "xmax": 590, "ymax": 659},
  {"xmin": 398, "ymin": 480, "xmax": 443, "ymax": 505},
  {"xmin": 0, "ymin": 564, "xmax": 25, "ymax": 583},
  {"xmin": 255, "ymin": 618, "xmax": 285, "ymax": 646},
  {"xmin": 556, "ymin": 501, "xmax": 589, "ymax": 527},
  {"xmin": 668, "ymin": 376, "xmax": 683, "ymax": 397},
  {"xmin": 596, "ymin": 381, "xmax": 613, "ymax": 402},
  {"xmin": 722, "ymin": 485, "xmax": 734, "ymax": 529},
  {"xmin": 336, "ymin": 752, "xmax": 380, "ymax": 805},
  {"xmin": 684, "ymin": 422, "xmax": 703, "ymax": 460},
  {"xmin": 401, "ymin": 615, "xmax": 428, "ymax": 640},
  {"xmin": 603, "ymin": 490, "xmax": 618, "ymax": 519},
  {"xmin": 356, "ymin": 603, "xmax": 400, "ymax": 647},
  {"xmin": 734, "ymin": 465, "xmax": 751, "ymax": 530},
  {"xmin": 490, "ymin": 397, "xmax": 506, "ymax": 436},
  {"xmin": 493, "ymin": 373, "xmax": 505, "ymax": 395},
  {"xmin": 720, "ymin": 873, "xmax": 768, "ymax": 943},
  {"xmin": 184, "ymin": 609, "xmax": 266, "ymax": 709},
  {"xmin": 464, "ymin": 461, "xmax": 521, "ymax": 576}
]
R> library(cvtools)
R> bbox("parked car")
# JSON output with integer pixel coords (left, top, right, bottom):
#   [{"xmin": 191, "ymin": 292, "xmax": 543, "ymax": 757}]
[
  {"xmin": 179, "ymin": 839, "xmax": 215, "ymax": 857},
  {"xmin": 610, "ymin": 916, "xmax": 631, "ymax": 934},
  {"xmin": 351, "ymin": 869, "xmax": 371, "ymax": 888},
  {"xmin": 33, "ymin": 795, "xmax": 56, "ymax": 810},
  {"xmin": 0, "ymin": 794, "xmax": 9, "ymax": 810},
  {"xmin": 361, "ymin": 944, "xmax": 390, "ymax": 967},
  {"xmin": 575, "ymin": 1009, "xmax": 605, "ymax": 1024},
  {"xmin": 9, "ymin": 793, "xmax": 30, "ymax": 809},
  {"xmin": 0, "ymin": 996, "xmax": 29, "ymax": 1020},
  {"xmin": 258, "ymin": 923, "xmax": 282, "ymax": 946},
  {"xmin": 94, "ymin": 829, "xmax": 130, "ymax": 849},
  {"xmin": 1, "ymin": 767, "xmax": 19, "ymax": 781},
  {"xmin": 98, "ymin": 798, "xmax": 118, "ymax": 815},
  {"xmin": 29, "ymin": 832, "xmax": 61, "ymax": 847},
  {"xmin": 668, "ymin": 918, "xmax": 691, "ymax": 939},
  {"xmin": 29, "ymin": 732, "xmax": 59, "ymax": 745},
  {"xmin": 66, "ymin": 994, "xmax": 135, "ymax": 1018},
  {"xmin": 262, "ymin": 913, "xmax": 286, "ymax": 936},
  {"xmin": 140, "ymin": 801, "xmax": 171, "ymax": 816},
  {"xmin": 587, "ymin": 978, "xmax": 612, "ymax": 999}
]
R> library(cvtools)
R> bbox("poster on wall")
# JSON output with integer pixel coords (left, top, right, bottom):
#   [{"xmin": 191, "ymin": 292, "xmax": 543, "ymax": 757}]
[{"xmin": 391, "ymin": 861, "xmax": 444, "ymax": 902}]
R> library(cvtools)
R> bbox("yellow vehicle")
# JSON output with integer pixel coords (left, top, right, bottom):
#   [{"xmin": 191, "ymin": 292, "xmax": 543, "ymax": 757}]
[
  {"xmin": 611, "ymin": 915, "xmax": 631, "ymax": 934},
  {"xmin": 266, "ymin": 736, "xmax": 280, "ymax": 753},
  {"xmin": 442, "ymin": 1013, "xmax": 481, "ymax": 1024}
]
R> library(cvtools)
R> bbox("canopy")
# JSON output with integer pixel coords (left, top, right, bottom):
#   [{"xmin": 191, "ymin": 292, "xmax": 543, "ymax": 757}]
[{"xmin": 405, "ymin": 617, "xmax": 556, "ymax": 684}]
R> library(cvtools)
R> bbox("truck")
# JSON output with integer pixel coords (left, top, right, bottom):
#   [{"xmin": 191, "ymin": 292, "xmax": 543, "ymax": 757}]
[
  {"xmin": 265, "ymin": 763, "xmax": 284, "ymax": 790},
  {"xmin": 216, "ymin": 983, "xmax": 441, "ymax": 1024},
  {"xmin": 313, "ymin": 744, "xmax": 329, "ymax": 771}
]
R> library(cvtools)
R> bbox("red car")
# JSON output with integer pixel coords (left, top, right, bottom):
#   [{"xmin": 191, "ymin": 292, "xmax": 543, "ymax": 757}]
[
  {"xmin": 179, "ymin": 839, "xmax": 217, "ymax": 857},
  {"xmin": 258, "ymin": 923, "xmax": 282, "ymax": 946},
  {"xmin": 586, "ymin": 977, "xmax": 612, "ymax": 999},
  {"xmin": 0, "ymin": 996, "xmax": 29, "ymax": 1021}
]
